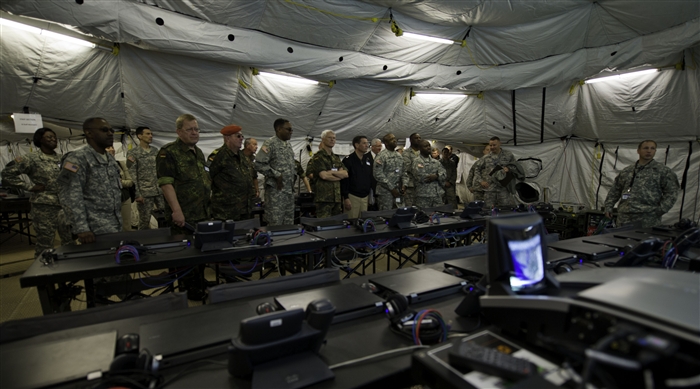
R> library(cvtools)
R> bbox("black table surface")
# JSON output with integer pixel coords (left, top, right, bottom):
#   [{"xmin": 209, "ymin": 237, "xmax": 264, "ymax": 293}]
[
  {"xmin": 19, "ymin": 218, "xmax": 485, "ymax": 289},
  {"xmin": 10, "ymin": 269, "xmax": 481, "ymax": 389}
]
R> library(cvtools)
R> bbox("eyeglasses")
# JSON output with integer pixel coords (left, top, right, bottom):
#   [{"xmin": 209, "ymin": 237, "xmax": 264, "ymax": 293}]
[
  {"xmin": 235, "ymin": 134, "xmax": 244, "ymax": 139},
  {"xmin": 182, "ymin": 127, "xmax": 200, "ymax": 133},
  {"xmin": 87, "ymin": 127, "xmax": 115, "ymax": 133}
]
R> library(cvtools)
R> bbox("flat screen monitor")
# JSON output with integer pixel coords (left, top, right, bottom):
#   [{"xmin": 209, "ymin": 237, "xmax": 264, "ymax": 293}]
[{"xmin": 488, "ymin": 213, "xmax": 550, "ymax": 295}]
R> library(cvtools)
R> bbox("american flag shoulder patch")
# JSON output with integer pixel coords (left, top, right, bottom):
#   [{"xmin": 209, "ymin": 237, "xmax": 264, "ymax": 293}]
[{"xmin": 63, "ymin": 161, "xmax": 79, "ymax": 173}]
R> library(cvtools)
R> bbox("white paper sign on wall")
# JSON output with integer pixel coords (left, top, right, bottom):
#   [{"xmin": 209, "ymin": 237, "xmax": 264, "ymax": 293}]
[{"xmin": 13, "ymin": 113, "xmax": 43, "ymax": 134}]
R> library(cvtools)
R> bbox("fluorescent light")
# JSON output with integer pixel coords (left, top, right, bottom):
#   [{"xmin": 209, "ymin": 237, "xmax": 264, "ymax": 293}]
[
  {"xmin": 402, "ymin": 32, "xmax": 456, "ymax": 45},
  {"xmin": 0, "ymin": 18, "xmax": 41, "ymax": 34},
  {"xmin": 585, "ymin": 69, "xmax": 658, "ymax": 84},
  {"xmin": 415, "ymin": 93, "xmax": 467, "ymax": 99},
  {"xmin": 1, "ymin": 17, "xmax": 96, "ymax": 48},
  {"xmin": 258, "ymin": 72, "xmax": 319, "ymax": 85}
]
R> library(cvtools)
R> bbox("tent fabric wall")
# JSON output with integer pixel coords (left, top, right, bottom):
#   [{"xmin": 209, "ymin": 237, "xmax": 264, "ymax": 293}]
[{"xmin": 1, "ymin": 1, "xmax": 698, "ymax": 223}]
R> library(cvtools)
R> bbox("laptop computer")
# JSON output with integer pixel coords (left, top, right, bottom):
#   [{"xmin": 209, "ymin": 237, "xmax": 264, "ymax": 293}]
[
  {"xmin": 612, "ymin": 230, "xmax": 659, "ymax": 241},
  {"xmin": 583, "ymin": 235, "xmax": 637, "ymax": 249},
  {"xmin": 1, "ymin": 330, "xmax": 116, "ymax": 389},
  {"xmin": 301, "ymin": 219, "xmax": 347, "ymax": 232},
  {"xmin": 139, "ymin": 308, "xmax": 237, "ymax": 368},
  {"xmin": 274, "ymin": 283, "xmax": 384, "ymax": 323},
  {"xmin": 54, "ymin": 228, "xmax": 188, "ymax": 260},
  {"xmin": 577, "ymin": 277, "xmax": 700, "ymax": 335},
  {"xmin": 545, "ymin": 249, "xmax": 578, "ymax": 267},
  {"xmin": 256, "ymin": 225, "xmax": 303, "ymax": 236},
  {"xmin": 444, "ymin": 256, "xmax": 488, "ymax": 278},
  {"xmin": 370, "ymin": 268, "xmax": 466, "ymax": 303},
  {"xmin": 548, "ymin": 240, "xmax": 618, "ymax": 260}
]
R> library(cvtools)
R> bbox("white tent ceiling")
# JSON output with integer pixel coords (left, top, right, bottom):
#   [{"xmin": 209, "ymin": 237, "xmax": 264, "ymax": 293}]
[{"xmin": 0, "ymin": 0, "xmax": 698, "ymax": 222}]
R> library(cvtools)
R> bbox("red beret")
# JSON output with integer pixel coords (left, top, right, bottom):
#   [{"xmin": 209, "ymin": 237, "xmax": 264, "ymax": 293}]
[{"xmin": 220, "ymin": 125, "xmax": 242, "ymax": 135}]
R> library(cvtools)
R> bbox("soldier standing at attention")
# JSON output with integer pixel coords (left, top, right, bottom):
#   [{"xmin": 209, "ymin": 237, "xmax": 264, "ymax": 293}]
[
  {"xmin": 208, "ymin": 125, "xmax": 255, "ymax": 221},
  {"xmin": 2, "ymin": 128, "xmax": 72, "ymax": 256},
  {"xmin": 57, "ymin": 118, "xmax": 122, "ymax": 244},
  {"xmin": 441, "ymin": 145, "xmax": 458, "ymax": 209},
  {"xmin": 412, "ymin": 140, "xmax": 446, "ymax": 209},
  {"xmin": 475, "ymin": 136, "xmax": 516, "ymax": 208},
  {"xmin": 156, "ymin": 114, "xmax": 211, "ymax": 234},
  {"xmin": 467, "ymin": 144, "xmax": 491, "ymax": 201},
  {"xmin": 127, "ymin": 126, "xmax": 164, "ymax": 230},
  {"xmin": 307, "ymin": 130, "xmax": 347, "ymax": 218},
  {"xmin": 604, "ymin": 140, "xmax": 680, "ymax": 228},
  {"xmin": 373, "ymin": 133, "xmax": 405, "ymax": 211},
  {"xmin": 402, "ymin": 133, "xmax": 422, "ymax": 207},
  {"xmin": 255, "ymin": 118, "xmax": 296, "ymax": 226}
]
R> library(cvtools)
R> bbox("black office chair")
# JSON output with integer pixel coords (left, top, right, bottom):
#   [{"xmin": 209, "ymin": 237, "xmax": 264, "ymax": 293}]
[
  {"xmin": 208, "ymin": 268, "xmax": 340, "ymax": 304},
  {"xmin": 0, "ymin": 292, "xmax": 188, "ymax": 344},
  {"xmin": 424, "ymin": 243, "xmax": 487, "ymax": 264}
]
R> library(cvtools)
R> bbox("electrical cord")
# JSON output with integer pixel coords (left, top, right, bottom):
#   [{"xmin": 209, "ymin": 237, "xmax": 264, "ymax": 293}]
[{"xmin": 328, "ymin": 346, "xmax": 428, "ymax": 370}]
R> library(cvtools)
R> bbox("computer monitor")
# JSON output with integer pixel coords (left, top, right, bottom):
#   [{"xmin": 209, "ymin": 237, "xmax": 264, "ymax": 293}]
[{"xmin": 487, "ymin": 213, "xmax": 558, "ymax": 296}]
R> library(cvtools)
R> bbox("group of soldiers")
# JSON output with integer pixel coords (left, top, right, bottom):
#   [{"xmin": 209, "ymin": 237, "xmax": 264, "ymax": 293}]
[{"xmin": 3, "ymin": 113, "xmax": 680, "ymax": 263}]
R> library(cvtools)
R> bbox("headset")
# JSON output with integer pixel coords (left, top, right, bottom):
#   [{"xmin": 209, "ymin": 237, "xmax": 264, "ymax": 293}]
[
  {"xmin": 114, "ymin": 240, "xmax": 147, "ymax": 264},
  {"xmin": 251, "ymin": 230, "xmax": 272, "ymax": 246},
  {"xmin": 109, "ymin": 348, "xmax": 161, "ymax": 387},
  {"xmin": 384, "ymin": 294, "xmax": 446, "ymax": 345},
  {"xmin": 356, "ymin": 218, "xmax": 376, "ymax": 233}
]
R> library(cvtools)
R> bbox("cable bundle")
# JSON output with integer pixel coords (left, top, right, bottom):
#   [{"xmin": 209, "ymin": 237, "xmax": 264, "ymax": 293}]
[{"xmin": 412, "ymin": 309, "xmax": 448, "ymax": 345}]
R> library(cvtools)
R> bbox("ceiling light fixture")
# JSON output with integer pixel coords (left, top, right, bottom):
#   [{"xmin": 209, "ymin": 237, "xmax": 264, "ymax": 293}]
[
  {"xmin": 584, "ymin": 69, "xmax": 659, "ymax": 84},
  {"xmin": 402, "ymin": 32, "xmax": 458, "ymax": 46},
  {"xmin": 258, "ymin": 71, "xmax": 323, "ymax": 86},
  {"xmin": 0, "ymin": 17, "xmax": 112, "ymax": 52}
]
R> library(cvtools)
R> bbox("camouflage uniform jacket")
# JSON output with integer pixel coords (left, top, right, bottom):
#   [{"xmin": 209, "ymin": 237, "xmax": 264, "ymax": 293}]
[
  {"xmin": 247, "ymin": 153, "xmax": 258, "ymax": 180},
  {"xmin": 604, "ymin": 159, "xmax": 680, "ymax": 216},
  {"xmin": 306, "ymin": 149, "xmax": 343, "ymax": 203},
  {"xmin": 2, "ymin": 151, "xmax": 62, "ymax": 206},
  {"xmin": 474, "ymin": 149, "xmax": 515, "ymax": 190},
  {"xmin": 255, "ymin": 136, "xmax": 295, "ymax": 194},
  {"xmin": 157, "ymin": 138, "xmax": 212, "ymax": 222},
  {"xmin": 441, "ymin": 156, "xmax": 458, "ymax": 186},
  {"xmin": 373, "ymin": 149, "xmax": 403, "ymax": 196},
  {"xmin": 207, "ymin": 145, "xmax": 255, "ymax": 219},
  {"xmin": 126, "ymin": 145, "xmax": 160, "ymax": 198},
  {"xmin": 412, "ymin": 155, "xmax": 446, "ymax": 198},
  {"xmin": 57, "ymin": 146, "xmax": 122, "ymax": 234},
  {"xmin": 466, "ymin": 157, "xmax": 486, "ymax": 192},
  {"xmin": 402, "ymin": 147, "xmax": 421, "ymax": 187}
]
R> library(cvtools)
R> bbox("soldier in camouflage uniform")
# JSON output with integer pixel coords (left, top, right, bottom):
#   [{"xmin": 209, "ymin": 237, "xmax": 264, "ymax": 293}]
[
  {"xmin": 441, "ymin": 146, "xmax": 458, "ymax": 209},
  {"xmin": 295, "ymin": 160, "xmax": 313, "ymax": 193},
  {"xmin": 604, "ymin": 140, "xmax": 680, "ymax": 228},
  {"xmin": 208, "ymin": 125, "xmax": 255, "ymax": 221},
  {"xmin": 412, "ymin": 140, "xmax": 446, "ymax": 209},
  {"xmin": 255, "ymin": 119, "xmax": 296, "ymax": 226},
  {"xmin": 373, "ymin": 133, "xmax": 404, "ymax": 210},
  {"xmin": 127, "ymin": 126, "xmax": 164, "ymax": 230},
  {"xmin": 466, "ymin": 144, "xmax": 491, "ymax": 201},
  {"xmin": 57, "ymin": 118, "xmax": 122, "ymax": 244},
  {"xmin": 243, "ymin": 138, "xmax": 260, "ymax": 199},
  {"xmin": 157, "ymin": 114, "xmax": 212, "ymax": 235},
  {"xmin": 474, "ymin": 137, "xmax": 516, "ymax": 208},
  {"xmin": 306, "ymin": 130, "xmax": 347, "ymax": 218},
  {"xmin": 402, "ymin": 133, "xmax": 422, "ymax": 207},
  {"xmin": 2, "ymin": 128, "xmax": 72, "ymax": 256}
]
